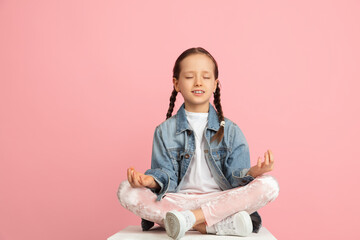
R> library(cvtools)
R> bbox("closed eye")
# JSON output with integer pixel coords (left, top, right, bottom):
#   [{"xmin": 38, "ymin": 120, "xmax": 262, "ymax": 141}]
[{"xmin": 185, "ymin": 76, "xmax": 210, "ymax": 79}]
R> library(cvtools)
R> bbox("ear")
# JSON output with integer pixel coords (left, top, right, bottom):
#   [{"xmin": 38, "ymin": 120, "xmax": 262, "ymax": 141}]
[
  {"xmin": 173, "ymin": 77, "xmax": 180, "ymax": 92},
  {"xmin": 213, "ymin": 79, "xmax": 219, "ymax": 92}
]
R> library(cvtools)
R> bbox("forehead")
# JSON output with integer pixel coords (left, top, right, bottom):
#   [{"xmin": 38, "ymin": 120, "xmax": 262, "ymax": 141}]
[{"xmin": 180, "ymin": 54, "xmax": 214, "ymax": 73}]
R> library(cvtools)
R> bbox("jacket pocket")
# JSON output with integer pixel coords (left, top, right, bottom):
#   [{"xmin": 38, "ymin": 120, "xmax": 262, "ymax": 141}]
[
  {"xmin": 211, "ymin": 148, "xmax": 227, "ymax": 170},
  {"xmin": 169, "ymin": 148, "xmax": 184, "ymax": 179}
]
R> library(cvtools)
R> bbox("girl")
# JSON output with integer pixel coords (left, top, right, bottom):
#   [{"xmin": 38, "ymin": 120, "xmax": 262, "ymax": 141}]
[{"xmin": 117, "ymin": 47, "xmax": 279, "ymax": 239}]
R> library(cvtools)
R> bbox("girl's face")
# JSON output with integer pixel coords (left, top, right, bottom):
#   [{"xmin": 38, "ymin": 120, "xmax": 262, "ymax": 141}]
[{"xmin": 173, "ymin": 54, "xmax": 218, "ymax": 113}]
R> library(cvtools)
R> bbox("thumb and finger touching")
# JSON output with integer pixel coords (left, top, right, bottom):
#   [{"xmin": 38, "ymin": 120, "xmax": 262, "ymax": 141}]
[
  {"xmin": 129, "ymin": 169, "xmax": 151, "ymax": 188},
  {"xmin": 127, "ymin": 167, "xmax": 143, "ymax": 188}
]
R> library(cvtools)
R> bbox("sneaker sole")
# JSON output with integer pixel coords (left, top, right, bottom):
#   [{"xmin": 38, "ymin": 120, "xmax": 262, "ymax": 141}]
[
  {"xmin": 234, "ymin": 211, "xmax": 253, "ymax": 236},
  {"xmin": 165, "ymin": 211, "xmax": 183, "ymax": 239}
]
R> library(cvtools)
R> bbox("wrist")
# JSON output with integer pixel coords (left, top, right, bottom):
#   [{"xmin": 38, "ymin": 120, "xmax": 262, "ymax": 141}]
[
  {"xmin": 247, "ymin": 168, "xmax": 256, "ymax": 178},
  {"xmin": 149, "ymin": 178, "xmax": 160, "ymax": 190}
]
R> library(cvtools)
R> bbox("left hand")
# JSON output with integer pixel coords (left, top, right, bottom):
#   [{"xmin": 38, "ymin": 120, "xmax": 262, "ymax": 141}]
[{"xmin": 248, "ymin": 149, "xmax": 274, "ymax": 178}]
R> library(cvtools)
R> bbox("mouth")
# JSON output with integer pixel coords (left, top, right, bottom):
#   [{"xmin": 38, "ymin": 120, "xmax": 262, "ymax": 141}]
[{"xmin": 191, "ymin": 90, "xmax": 205, "ymax": 95}]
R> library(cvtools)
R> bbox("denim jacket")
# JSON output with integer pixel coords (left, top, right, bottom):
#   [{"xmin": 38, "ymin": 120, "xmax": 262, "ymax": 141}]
[{"xmin": 145, "ymin": 102, "xmax": 255, "ymax": 202}]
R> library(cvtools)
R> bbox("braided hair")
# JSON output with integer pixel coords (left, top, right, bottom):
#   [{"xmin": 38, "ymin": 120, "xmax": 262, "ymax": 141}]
[
  {"xmin": 211, "ymin": 81, "xmax": 225, "ymax": 143},
  {"xmin": 166, "ymin": 88, "xmax": 178, "ymax": 120},
  {"xmin": 166, "ymin": 47, "xmax": 225, "ymax": 144}
]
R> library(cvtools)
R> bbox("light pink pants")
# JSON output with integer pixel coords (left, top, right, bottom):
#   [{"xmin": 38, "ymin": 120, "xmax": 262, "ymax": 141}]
[{"xmin": 117, "ymin": 175, "xmax": 279, "ymax": 227}]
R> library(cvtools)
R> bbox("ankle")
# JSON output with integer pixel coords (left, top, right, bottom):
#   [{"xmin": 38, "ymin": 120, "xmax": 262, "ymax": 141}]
[
  {"xmin": 191, "ymin": 209, "xmax": 205, "ymax": 226},
  {"xmin": 193, "ymin": 223, "xmax": 207, "ymax": 234}
]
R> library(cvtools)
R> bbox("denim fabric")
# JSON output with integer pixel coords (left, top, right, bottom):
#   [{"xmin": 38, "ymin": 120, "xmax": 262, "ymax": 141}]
[{"xmin": 144, "ymin": 102, "xmax": 254, "ymax": 201}]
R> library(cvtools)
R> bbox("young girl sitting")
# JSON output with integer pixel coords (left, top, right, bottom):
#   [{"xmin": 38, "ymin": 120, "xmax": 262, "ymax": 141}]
[{"xmin": 117, "ymin": 47, "xmax": 279, "ymax": 239}]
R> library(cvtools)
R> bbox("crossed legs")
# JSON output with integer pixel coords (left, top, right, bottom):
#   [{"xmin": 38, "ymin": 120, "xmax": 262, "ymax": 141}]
[{"xmin": 117, "ymin": 175, "xmax": 279, "ymax": 232}]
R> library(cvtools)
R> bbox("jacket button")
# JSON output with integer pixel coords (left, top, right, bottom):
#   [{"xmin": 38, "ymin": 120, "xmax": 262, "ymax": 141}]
[
  {"xmin": 187, "ymin": 130, "xmax": 192, "ymax": 135},
  {"xmin": 184, "ymin": 154, "xmax": 190, "ymax": 159}
]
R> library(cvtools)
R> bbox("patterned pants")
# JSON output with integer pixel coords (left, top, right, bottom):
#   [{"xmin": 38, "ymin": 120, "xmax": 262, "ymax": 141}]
[{"xmin": 117, "ymin": 175, "xmax": 279, "ymax": 227}]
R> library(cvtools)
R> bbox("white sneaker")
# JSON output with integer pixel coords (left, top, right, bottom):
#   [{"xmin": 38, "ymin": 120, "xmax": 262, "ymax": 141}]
[
  {"xmin": 214, "ymin": 211, "xmax": 253, "ymax": 236},
  {"xmin": 164, "ymin": 210, "xmax": 195, "ymax": 240}
]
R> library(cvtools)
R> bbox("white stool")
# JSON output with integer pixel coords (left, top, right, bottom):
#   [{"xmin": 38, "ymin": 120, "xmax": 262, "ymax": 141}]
[{"xmin": 108, "ymin": 225, "xmax": 277, "ymax": 239}]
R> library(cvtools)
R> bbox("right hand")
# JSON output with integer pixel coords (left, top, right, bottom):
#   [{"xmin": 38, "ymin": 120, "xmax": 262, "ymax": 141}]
[
  {"xmin": 248, "ymin": 149, "xmax": 274, "ymax": 178},
  {"xmin": 127, "ymin": 167, "xmax": 159, "ymax": 189}
]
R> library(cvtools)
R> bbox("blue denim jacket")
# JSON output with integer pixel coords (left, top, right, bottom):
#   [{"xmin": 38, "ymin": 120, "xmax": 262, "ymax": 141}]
[{"xmin": 145, "ymin": 102, "xmax": 255, "ymax": 201}]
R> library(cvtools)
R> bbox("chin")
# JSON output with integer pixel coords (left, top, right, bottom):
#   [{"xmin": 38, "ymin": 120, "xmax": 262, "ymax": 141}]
[{"xmin": 186, "ymin": 100, "xmax": 211, "ymax": 108}]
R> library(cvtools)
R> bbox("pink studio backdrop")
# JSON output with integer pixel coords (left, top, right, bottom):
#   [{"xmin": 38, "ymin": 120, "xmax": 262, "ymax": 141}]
[{"xmin": 1, "ymin": 1, "xmax": 359, "ymax": 239}]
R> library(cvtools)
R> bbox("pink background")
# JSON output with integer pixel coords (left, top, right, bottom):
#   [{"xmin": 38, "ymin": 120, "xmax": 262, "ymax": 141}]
[{"xmin": 1, "ymin": 1, "xmax": 359, "ymax": 239}]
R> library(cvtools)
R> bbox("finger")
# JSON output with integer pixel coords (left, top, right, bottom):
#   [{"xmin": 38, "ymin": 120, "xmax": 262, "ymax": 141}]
[
  {"xmin": 265, "ymin": 151, "xmax": 269, "ymax": 166},
  {"xmin": 257, "ymin": 157, "xmax": 262, "ymax": 167},
  {"xmin": 139, "ymin": 175, "xmax": 147, "ymax": 186},
  {"xmin": 127, "ymin": 168, "xmax": 132, "ymax": 183},
  {"xmin": 269, "ymin": 161, "xmax": 274, "ymax": 170},
  {"xmin": 268, "ymin": 149, "xmax": 274, "ymax": 163},
  {"xmin": 135, "ymin": 171, "xmax": 143, "ymax": 187},
  {"xmin": 127, "ymin": 168, "xmax": 130, "ymax": 181},
  {"xmin": 139, "ymin": 175, "xmax": 144, "ymax": 185},
  {"xmin": 127, "ymin": 168, "xmax": 135, "ymax": 187},
  {"xmin": 132, "ymin": 170, "xmax": 142, "ymax": 187},
  {"xmin": 139, "ymin": 174, "xmax": 148, "ymax": 187}
]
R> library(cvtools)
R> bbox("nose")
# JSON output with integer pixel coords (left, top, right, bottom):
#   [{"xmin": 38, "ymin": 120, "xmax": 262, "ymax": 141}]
[{"xmin": 194, "ymin": 76, "xmax": 203, "ymax": 86}]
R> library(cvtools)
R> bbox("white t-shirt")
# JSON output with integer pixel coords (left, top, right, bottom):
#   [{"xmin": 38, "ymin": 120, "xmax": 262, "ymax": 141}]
[{"xmin": 178, "ymin": 109, "xmax": 221, "ymax": 193}]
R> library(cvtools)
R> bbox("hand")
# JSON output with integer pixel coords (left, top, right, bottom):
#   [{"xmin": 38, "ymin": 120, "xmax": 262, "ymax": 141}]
[
  {"xmin": 249, "ymin": 149, "xmax": 274, "ymax": 178},
  {"xmin": 127, "ymin": 167, "xmax": 160, "ymax": 189}
]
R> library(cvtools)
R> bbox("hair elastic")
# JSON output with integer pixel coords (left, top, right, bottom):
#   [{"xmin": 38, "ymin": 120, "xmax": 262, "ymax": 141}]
[{"xmin": 220, "ymin": 121, "xmax": 225, "ymax": 127}]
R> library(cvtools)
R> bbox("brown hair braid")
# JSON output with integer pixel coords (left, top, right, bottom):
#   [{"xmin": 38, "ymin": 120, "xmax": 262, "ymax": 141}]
[
  {"xmin": 166, "ymin": 88, "xmax": 178, "ymax": 120},
  {"xmin": 211, "ymin": 81, "xmax": 225, "ymax": 143}
]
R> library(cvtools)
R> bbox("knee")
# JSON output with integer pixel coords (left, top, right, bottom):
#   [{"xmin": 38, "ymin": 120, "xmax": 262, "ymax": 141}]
[
  {"xmin": 257, "ymin": 175, "xmax": 280, "ymax": 200},
  {"xmin": 117, "ymin": 179, "xmax": 145, "ymax": 209},
  {"xmin": 117, "ymin": 180, "xmax": 131, "ymax": 206}
]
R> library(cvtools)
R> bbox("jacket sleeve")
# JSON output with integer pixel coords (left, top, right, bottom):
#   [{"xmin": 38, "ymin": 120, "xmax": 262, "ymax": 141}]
[
  {"xmin": 224, "ymin": 122, "xmax": 255, "ymax": 188},
  {"xmin": 144, "ymin": 126, "xmax": 178, "ymax": 201}
]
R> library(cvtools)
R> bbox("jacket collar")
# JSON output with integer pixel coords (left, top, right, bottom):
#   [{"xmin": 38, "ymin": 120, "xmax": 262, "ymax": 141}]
[{"xmin": 175, "ymin": 102, "xmax": 220, "ymax": 134}]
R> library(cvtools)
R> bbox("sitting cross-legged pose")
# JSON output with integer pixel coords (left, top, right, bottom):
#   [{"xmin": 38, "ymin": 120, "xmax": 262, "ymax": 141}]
[{"xmin": 117, "ymin": 47, "xmax": 280, "ymax": 239}]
